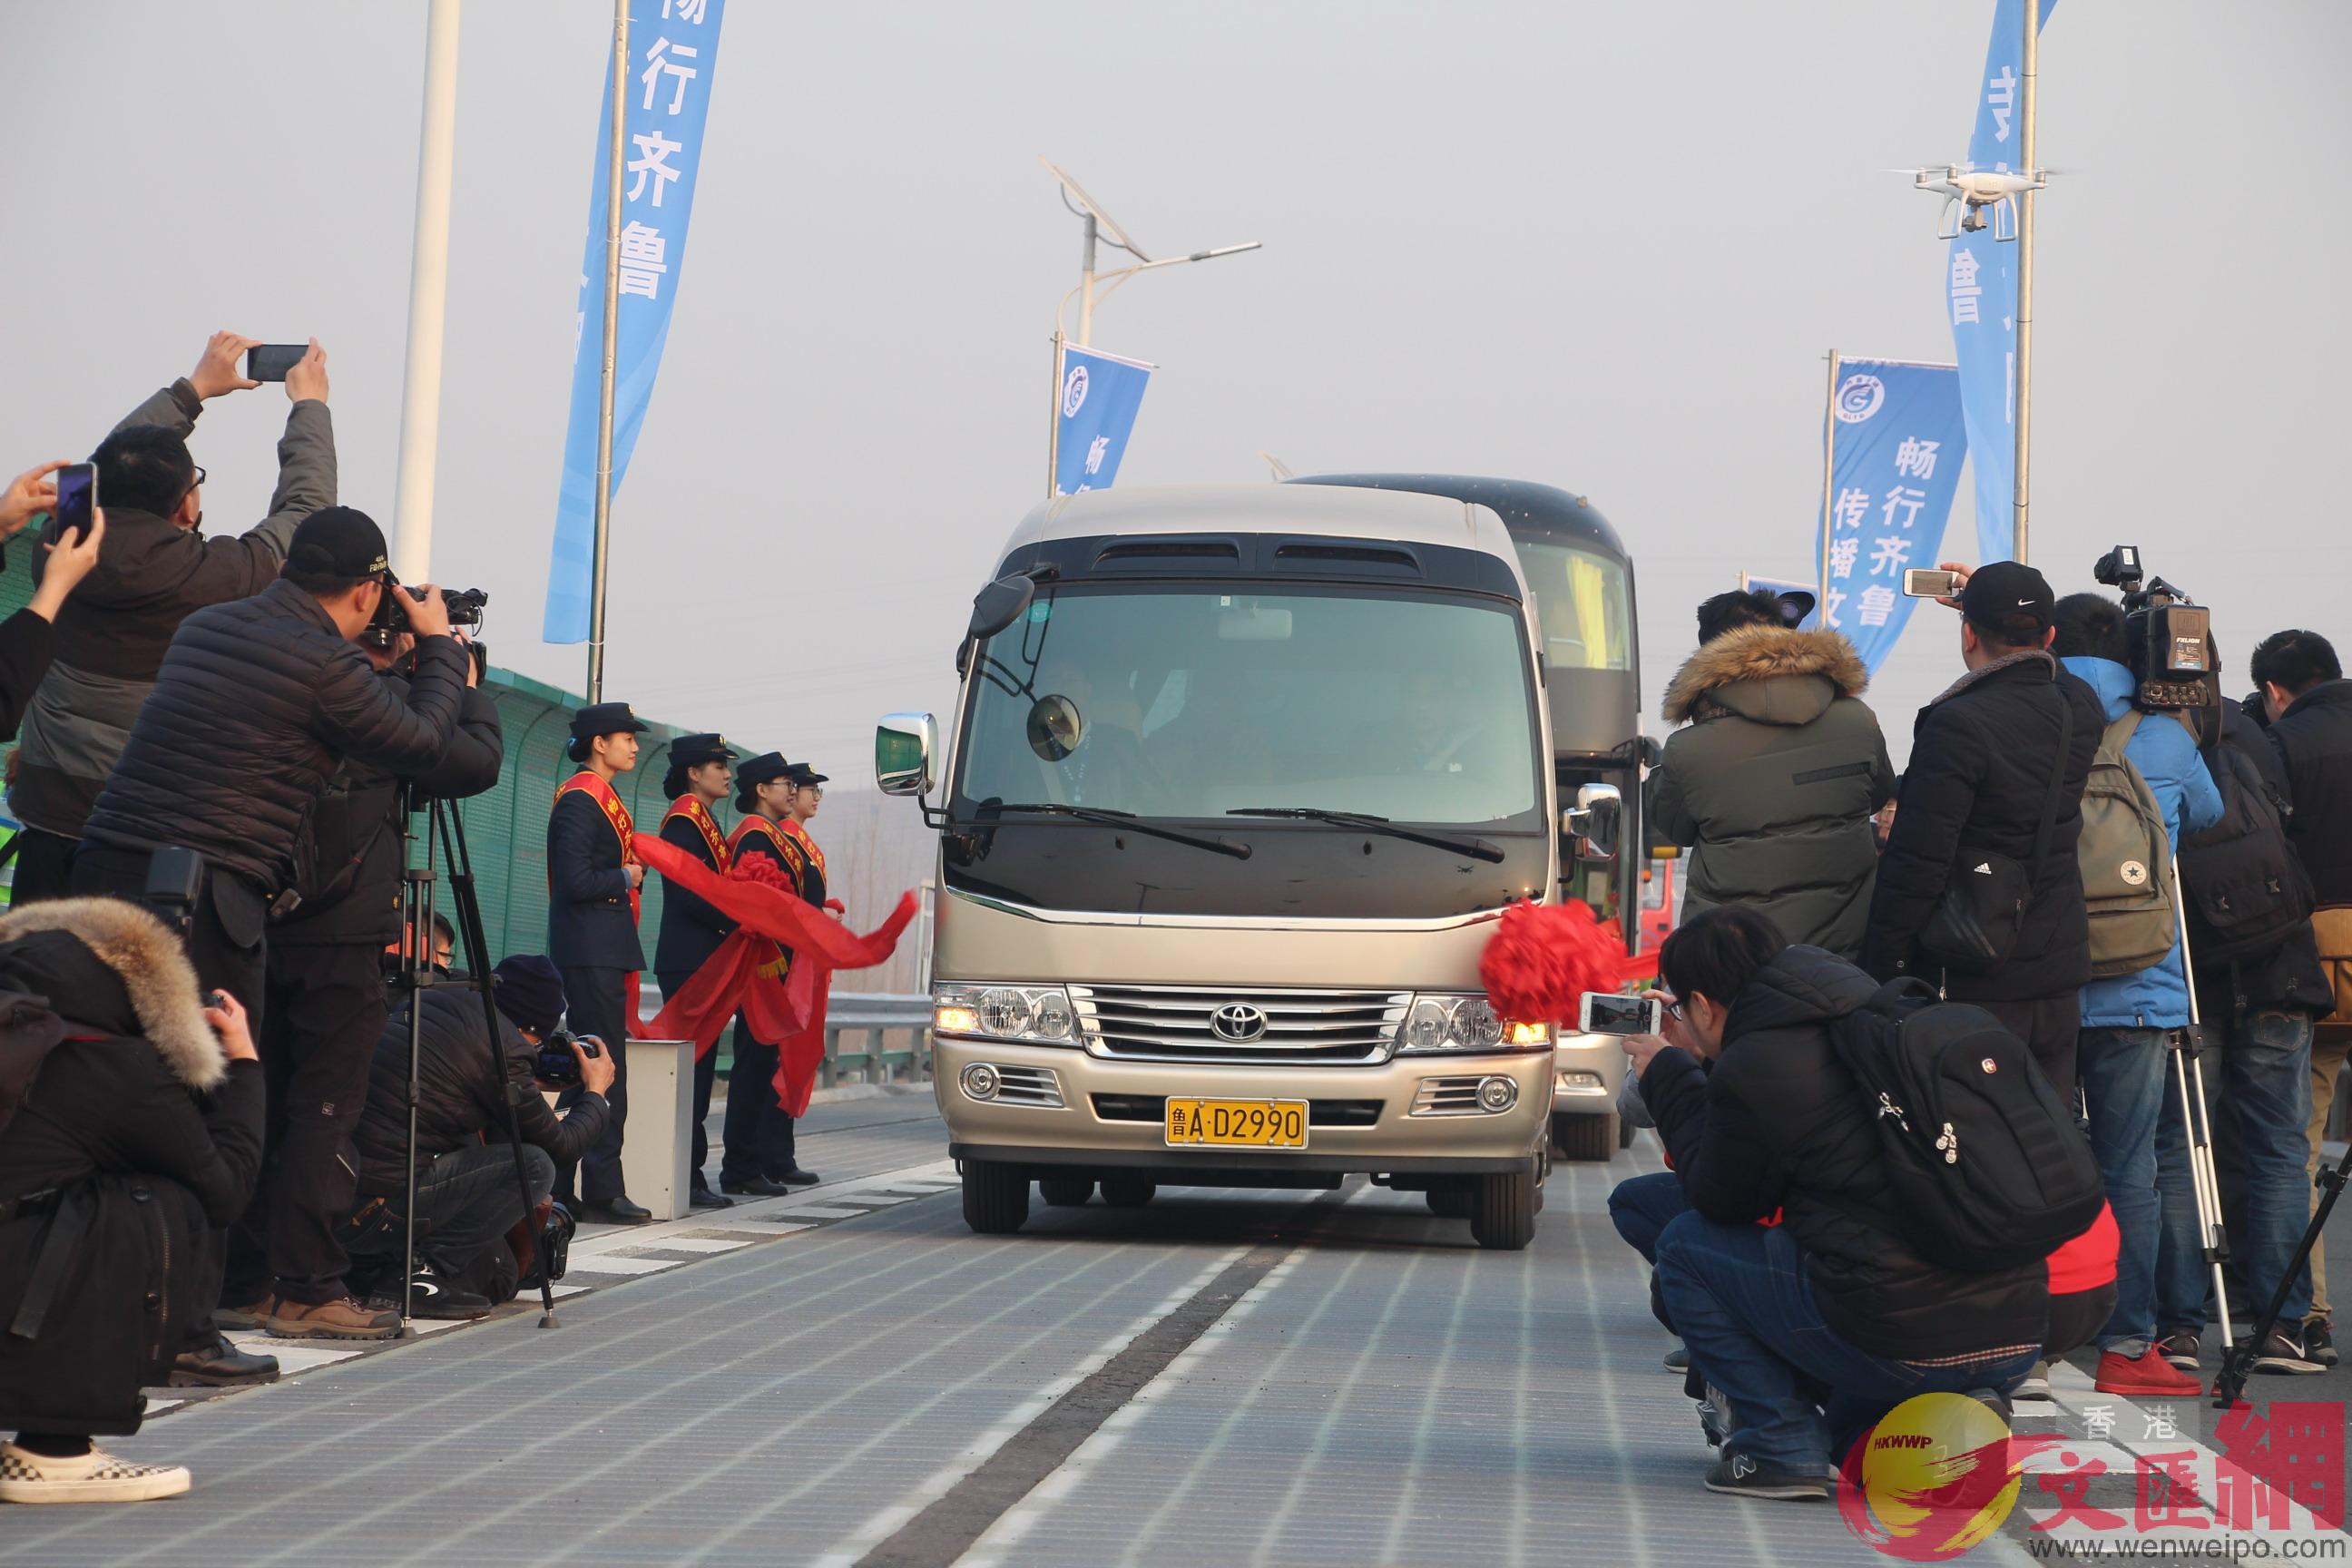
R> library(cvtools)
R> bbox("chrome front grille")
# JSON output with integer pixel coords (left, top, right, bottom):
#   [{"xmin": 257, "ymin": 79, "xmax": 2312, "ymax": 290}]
[
  {"xmin": 1068, "ymin": 985, "xmax": 1409, "ymax": 1065},
  {"xmin": 992, "ymin": 1063, "xmax": 1066, "ymax": 1108}
]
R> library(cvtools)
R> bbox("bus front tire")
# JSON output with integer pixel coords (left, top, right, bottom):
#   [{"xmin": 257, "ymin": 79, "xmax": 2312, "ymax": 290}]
[
  {"xmin": 962, "ymin": 1160, "xmax": 1031, "ymax": 1234},
  {"xmin": 1470, "ymin": 1159, "xmax": 1538, "ymax": 1250}
]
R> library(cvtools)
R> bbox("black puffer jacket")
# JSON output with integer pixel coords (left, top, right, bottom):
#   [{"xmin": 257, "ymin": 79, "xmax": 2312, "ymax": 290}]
[
  {"xmin": 1642, "ymin": 945, "xmax": 2050, "ymax": 1360},
  {"xmin": 81, "ymin": 579, "xmax": 467, "ymax": 892},
  {"xmin": 2266, "ymin": 680, "xmax": 2352, "ymax": 906},
  {"xmin": 276, "ymin": 676, "xmax": 504, "ymax": 949},
  {"xmin": 2190, "ymin": 701, "xmax": 2332, "ymax": 1017},
  {"xmin": 0, "ymin": 898, "xmax": 264, "ymax": 1436},
  {"xmin": 351, "ymin": 988, "xmax": 611, "ymax": 1198},
  {"xmin": 1860, "ymin": 651, "xmax": 2104, "ymax": 1001}
]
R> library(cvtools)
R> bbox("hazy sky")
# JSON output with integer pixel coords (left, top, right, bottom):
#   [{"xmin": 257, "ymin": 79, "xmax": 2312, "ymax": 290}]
[{"xmin": 8, "ymin": 2, "xmax": 2347, "ymax": 773}]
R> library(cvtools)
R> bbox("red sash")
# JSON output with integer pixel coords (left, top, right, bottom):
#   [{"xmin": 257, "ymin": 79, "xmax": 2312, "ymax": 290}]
[
  {"xmin": 662, "ymin": 796, "xmax": 730, "ymax": 874},
  {"xmin": 778, "ymin": 818, "xmax": 826, "ymax": 883},
  {"xmin": 726, "ymin": 816, "xmax": 796, "ymax": 978},
  {"xmin": 555, "ymin": 769, "xmax": 642, "ymax": 1033}
]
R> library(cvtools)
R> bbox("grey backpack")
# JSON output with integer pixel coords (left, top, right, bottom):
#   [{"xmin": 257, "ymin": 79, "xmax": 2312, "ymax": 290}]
[{"xmin": 2078, "ymin": 710, "xmax": 2179, "ymax": 979}]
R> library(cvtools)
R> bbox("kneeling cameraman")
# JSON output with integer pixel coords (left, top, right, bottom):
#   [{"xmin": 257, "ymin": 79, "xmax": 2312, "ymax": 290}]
[{"xmin": 344, "ymin": 956, "xmax": 612, "ymax": 1313}]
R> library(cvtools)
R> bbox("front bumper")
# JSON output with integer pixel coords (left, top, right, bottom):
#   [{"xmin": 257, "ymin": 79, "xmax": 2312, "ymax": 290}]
[
  {"xmin": 1549, "ymin": 1031, "xmax": 1626, "ymax": 1117},
  {"xmin": 933, "ymin": 1034, "xmax": 1553, "ymax": 1181}
]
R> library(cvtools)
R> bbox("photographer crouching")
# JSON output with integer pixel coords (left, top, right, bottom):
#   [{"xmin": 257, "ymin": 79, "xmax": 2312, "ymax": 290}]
[
  {"xmin": 344, "ymin": 956, "xmax": 614, "ymax": 1312},
  {"xmin": 0, "ymin": 898, "xmax": 262, "ymax": 1504},
  {"xmin": 216, "ymin": 603, "xmax": 502, "ymax": 1342},
  {"xmin": 64, "ymin": 505, "xmax": 468, "ymax": 1380}
]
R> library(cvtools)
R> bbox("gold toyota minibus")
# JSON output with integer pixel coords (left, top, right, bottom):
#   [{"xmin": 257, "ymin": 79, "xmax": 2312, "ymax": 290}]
[{"xmin": 876, "ymin": 484, "xmax": 1622, "ymax": 1250}]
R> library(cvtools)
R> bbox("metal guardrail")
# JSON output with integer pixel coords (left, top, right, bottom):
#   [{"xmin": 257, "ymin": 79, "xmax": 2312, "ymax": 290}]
[
  {"xmin": 633, "ymin": 988, "xmax": 934, "ymax": 1089},
  {"xmin": 820, "ymin": 993, "xmax": 933, "ymax": 1087}
]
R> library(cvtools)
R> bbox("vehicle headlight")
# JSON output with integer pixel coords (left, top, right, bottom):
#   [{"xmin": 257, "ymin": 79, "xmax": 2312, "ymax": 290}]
[
  {"xmin": 934, "ymin": 984, "xmax": 1082, "ymax": 1047},
  {"xmin": 1396, "ymin": 995, "xmax": 1547, "ymax": 1053}
]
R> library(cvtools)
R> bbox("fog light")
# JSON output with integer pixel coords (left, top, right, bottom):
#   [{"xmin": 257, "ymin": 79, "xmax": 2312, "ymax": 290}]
[
  {"xmin": 935, "ymin": 1004, "xmax": 980, "ymax": 1034},
  {"xmin": 1557, "ymin": 1070, "xmax": 1603, "ymax": 1091},
  {"xmin": 1477, "ymin": 1076, "xmax": 1518, "ymax": 1112},
  {"xmin": 961, "ymin": 1063, "xmax": 1001, "ymax": 1102}
]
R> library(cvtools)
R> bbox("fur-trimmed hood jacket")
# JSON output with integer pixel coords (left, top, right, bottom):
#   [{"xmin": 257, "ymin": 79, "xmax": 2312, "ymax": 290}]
[
  {"xmin": 1648, "ymin": 626, "xmax": 1896, "ymax": 958},
  {"xmin": 0, "ymin": 897, "xmax": 265, "ymax": 1436}
]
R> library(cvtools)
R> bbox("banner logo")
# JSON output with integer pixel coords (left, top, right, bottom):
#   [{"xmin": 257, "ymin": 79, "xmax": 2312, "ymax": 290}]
[
  {"xmin": 1054, "ymin": 345, "xmax": 1154, "ymax": 498},
  {"xmin": 1062, "ymin": 364, "xmax": 1090, "ymax": 416},
  {"xmin": 1836, "ymin": 374, "xmax": 1887, "ymax": 424}
]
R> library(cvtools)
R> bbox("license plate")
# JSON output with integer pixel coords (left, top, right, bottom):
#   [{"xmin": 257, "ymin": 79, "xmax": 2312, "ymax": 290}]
[{"xmin": 1163, "ymin": 1097, "xmax": 1308, "ymax": 1149}]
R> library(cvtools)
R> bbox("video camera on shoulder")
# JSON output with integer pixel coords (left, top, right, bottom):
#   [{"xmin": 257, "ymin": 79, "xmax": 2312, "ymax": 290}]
[
  {"xmin": 2092, "ymin": 545, "xmax": 2219, "ymax": 736},
  {"xmin": 361, "ymin": 573, "xmax": 488, "ymax": 652},
  {"xmin": 532, "ymin": 1027, "xmax": 601, "ymax": 1086}
]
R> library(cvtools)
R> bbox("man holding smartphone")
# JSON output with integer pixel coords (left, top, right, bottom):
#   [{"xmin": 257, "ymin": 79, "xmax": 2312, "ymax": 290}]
[
  {"xmin": 0, "ymin": 464, "xmax": 110, "ymax": 740},
  {"xmin": 11, "ymin": 332, "xmax": 335, "ymax": 905}
]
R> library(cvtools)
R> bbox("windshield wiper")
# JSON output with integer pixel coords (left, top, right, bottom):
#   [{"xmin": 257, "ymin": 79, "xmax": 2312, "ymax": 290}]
[
  {"xmin": 976, "ymin": 803, "xmax": 1252, "ymax": 860},
  {"xmin": 1226, "ymin": 807, "xmax": 1505, "ymax": 865}
]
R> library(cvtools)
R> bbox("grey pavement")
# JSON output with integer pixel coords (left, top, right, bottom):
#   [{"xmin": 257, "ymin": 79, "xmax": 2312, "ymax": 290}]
[{"xmin": 7, "ymin": 1103, "xmax": 2351, "ymax": 1566}]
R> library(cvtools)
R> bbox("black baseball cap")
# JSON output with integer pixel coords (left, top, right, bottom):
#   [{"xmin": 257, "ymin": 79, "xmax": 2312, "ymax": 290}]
[
  {"xmin": 284, "ymin": 506, "xmax": 390, "ymax": 580},
  {"xmin": 1960, "ymin": 561, "xmax": 2055, "ymax": 635}
]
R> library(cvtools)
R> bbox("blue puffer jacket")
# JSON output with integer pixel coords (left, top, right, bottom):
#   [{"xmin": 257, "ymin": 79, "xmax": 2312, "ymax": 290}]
[{"xmin": 2064, "ymin": 658, "xmax": 2225, "ymax": 1028}]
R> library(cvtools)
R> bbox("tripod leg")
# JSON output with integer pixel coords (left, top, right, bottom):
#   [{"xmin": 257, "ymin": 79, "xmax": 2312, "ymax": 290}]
[
  {"xmin": 435, "ymin": 798, "xmax": 562, "ymax": 1328},
  {"xmin": 2172, "ymin": 1037, "xmax": 2233, "ymax": 1352},
  {"xmin": 399, "ymin": 799, "xmax": 442, "ymax": 1338}
]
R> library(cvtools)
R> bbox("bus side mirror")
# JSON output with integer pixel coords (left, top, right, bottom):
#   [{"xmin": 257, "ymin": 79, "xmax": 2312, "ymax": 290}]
[
  {"xmin": 876, "ymin": 712, "xmax": 937, "ymax": 798},
  {"xmin": 968, "ymin": 574, "xmax": 1035, "ymax": 641},
  {"xmin": 1563, "ymin": 782, "xmax": 1622, "ymax": 860}
]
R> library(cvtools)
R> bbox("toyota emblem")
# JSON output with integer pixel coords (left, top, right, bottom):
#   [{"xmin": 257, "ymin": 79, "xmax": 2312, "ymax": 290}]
[{"xmin": 1210, "ymin": 1003, "xmax": 1269, "ymax": 1044}]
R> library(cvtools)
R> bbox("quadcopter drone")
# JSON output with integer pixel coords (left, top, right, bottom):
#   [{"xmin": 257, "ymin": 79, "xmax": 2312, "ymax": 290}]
[{"xmin": 1902, "ymin": 164, "xmax": 2051, "ymax": 242}]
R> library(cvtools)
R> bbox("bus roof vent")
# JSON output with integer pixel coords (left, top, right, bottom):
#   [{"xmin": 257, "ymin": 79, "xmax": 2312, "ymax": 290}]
[
  {"xmin": 1091, "ymin": 537, "xmax": 1242, "ymax": 569},
  {"xmin": 1271, "ymin": 539, "xmax": 1423, "ymax": 575}
]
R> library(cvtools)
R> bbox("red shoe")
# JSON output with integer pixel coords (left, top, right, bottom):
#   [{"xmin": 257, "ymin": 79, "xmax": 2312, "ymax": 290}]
[{"xmin": 2094, "ymin": 1348, "xmax": 2202, "ymax": 1396}]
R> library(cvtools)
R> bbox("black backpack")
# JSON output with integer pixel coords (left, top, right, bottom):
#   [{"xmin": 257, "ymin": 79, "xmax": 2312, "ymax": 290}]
[
  {"xmin": 2179, "ymin": 741, "xmax": 2316, "ymax": 965},
  {"xmin": 1827, "ymin": 978, "xmax": 2104, "ymax": 1272}
]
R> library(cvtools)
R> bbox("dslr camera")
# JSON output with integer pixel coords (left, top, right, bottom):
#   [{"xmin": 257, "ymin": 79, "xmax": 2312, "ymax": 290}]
[
  {"xmin": 361, "ymin": 575, "xmax": 488, "ymax": 652},
  {"xmin": 532, "ymin": 1027, "xmax": 601, "ymax": 1086},
  {"xmin": 2092, "ymin": 545, "xmax": 2219, "ymax": 738}
]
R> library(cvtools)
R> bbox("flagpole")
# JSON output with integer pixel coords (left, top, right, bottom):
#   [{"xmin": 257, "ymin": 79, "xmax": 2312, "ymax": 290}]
[
  {"xmin": 1046, "ymin": 330, "xmax": 1065, "ymax": 501},
  {"xmin": 1818, "ymin": 349, "xmax": 1840, "ymax": 615},
  {"xmin": 586, "ymin": 0, "xmax": 629, "ymax": 704},
  {"xmin": 389, "ymin": 0, "xmax": 461, "ymax": 584},
  {"xmin": 2012, "ymin": 0, "xmax": 2038, "ymax": 565}
]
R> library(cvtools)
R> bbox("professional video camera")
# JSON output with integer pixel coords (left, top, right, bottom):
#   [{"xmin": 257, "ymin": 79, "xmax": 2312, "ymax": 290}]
[
  {"xmin": 2092, "ymin": 545, "xmax": 2219, "ymax": 736},
  {"xmin": 361, "ymin": 578, "xmax": 488, "ymax": 651}
]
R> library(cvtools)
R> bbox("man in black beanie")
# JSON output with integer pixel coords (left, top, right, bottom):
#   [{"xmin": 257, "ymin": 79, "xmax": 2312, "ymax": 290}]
[
  {"xmin": 69, "ymin": 505, "xmax": 467, "ymax": 1369},
  {"xmin": 345, "ymin": 955, "xmax": 615, "ymax": 1311}
]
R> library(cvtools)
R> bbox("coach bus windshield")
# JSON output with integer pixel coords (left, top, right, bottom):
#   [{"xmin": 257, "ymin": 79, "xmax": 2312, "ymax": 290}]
[{"xmin": 1515, "ymin": 541, "xmax": 1632, "ymax": 673}]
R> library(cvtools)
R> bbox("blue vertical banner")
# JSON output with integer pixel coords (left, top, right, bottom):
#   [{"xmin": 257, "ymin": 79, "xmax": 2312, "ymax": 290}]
[
  {"xmin": 1054, "ymin": 345, "xmax": 1154, "ymax": 497},
  {"xmin": 545, "ymin": 0, "xmax": 727, "ymax": 644},
  {"xmin": 1815, "ymin": 359, "xmax": 1969, "ymax": 674},
  {"xmin": 1947, "ymin": 0, "xmax": 2055, "ymax": 569}
]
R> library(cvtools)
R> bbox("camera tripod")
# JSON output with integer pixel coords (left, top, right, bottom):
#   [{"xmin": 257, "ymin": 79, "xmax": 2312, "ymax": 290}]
[
  {"xmin": 2156, "ymin": 860, "xmax": 2239, "ymax": 1398},
  {"xmin": 392, "ymin": 786, "xmax": 562, "ymax": 1331}
]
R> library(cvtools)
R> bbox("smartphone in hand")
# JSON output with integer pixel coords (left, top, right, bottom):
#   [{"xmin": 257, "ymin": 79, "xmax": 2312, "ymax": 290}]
[
  {"xmin": 45, "ymin": 463, "xmax": 96, "ymax": 545},
  {"xmin": 246, "ymin": 344, "xmax": 307, "ymax": 383},
  {"xmin": 1902, "ymin": 568, "xmax": 1961, "ymax": 599},
  {"xmin": 1579, "ymin": 992, "xmax": 1663, "ymax": 1036}
]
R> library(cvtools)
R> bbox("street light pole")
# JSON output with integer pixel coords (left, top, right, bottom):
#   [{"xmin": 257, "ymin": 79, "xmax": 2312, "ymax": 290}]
[
  {"xmin": 1077, "ymin": 211, "xmax": 1098, "ymax": 346},
  {"xmin": 2013, "ymin": 0, "xmax": 2039, "ymax": 565}
]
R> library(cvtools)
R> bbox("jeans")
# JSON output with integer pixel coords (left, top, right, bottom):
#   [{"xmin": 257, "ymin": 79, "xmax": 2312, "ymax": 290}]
[
  {"xmin": 1608, "ymin": 1171, "xmax": 1690, "ymax": 1264},
  {"xmin": 2077, "ymin": 1025, "xmax": 2170, "ymax": 1354},
  {"xmin": 2157, "ymin": 1009, "xmax": 2315, "ymax": 1335},
  {"xmin": 1653, "ymin": 1213, "xmax": 2039, "ymax": 1474}
]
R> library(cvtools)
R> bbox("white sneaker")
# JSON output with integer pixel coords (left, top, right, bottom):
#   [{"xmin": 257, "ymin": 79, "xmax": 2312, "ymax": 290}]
[
  {"xmin": 2015, "ymin": 1359, "xmax": 2053, "ymax": 1401},
  {"xmin": 0, "ymin": 1442, "xmax": 191, "ymax": 1504}
]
